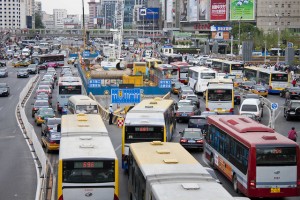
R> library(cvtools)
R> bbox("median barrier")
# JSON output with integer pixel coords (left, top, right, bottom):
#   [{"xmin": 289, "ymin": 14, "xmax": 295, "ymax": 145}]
[{"xmin": 162, "ymin": 92, "xmax": 171, "ymax": 99}]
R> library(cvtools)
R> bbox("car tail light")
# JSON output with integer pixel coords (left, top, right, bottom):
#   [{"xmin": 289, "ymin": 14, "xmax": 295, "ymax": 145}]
[
  {"xmin": 38, "ymin": 117, "xmax": 42, "ymax": 120},
  {"xmin": 49, "ymin": 140, "xmax": 56, "ymax": 144},
  {"xmin": 180, "ymin": 139, "xmax": 187, "ymax": 143},
  {"xmin": 236, "ymin": 96, "xmax": 240, "ymax": 99},
  {"xmin": 33, "ymin": 108, "xmax": 38, "ymax": 110},
  {"xmin": 58, "ymin": 195, "xmax": 63, "ymax": 200},
  {"xmin": 176, "ymin": 113, "xmax": 180, "ymax": 116},
  {"xmin": 250, "ymin": 180, "xmax": 256, "ymax": 188},
  {"xmin": 292, "ymin": 92, "xmax": 296, "ymax": 94},
  {"xmin": 206, "ymin": 108, "xmax": 210, "ymax": 111},
  {"xmin": 47, "ymin": 127, "xmax": 51, "ymax": 130},
  {"xmin": 196, "ymin": 140, "xmax": 203, "ymax": 143},
  {"xmin": 229, "ymin": 108, "xmax": 234, "ymax": 113}
]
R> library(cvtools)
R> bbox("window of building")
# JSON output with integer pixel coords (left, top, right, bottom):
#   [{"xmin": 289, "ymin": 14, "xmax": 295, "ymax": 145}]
[
  {"xmin": 281, "ymin": 4, "xmax": 284, "ymax": 8},
  {"xmin": 288, "ymin": 13, "xmax": 290, "ymax": 16},
  {"xmin": 287, "ymin": 22, "xmax": 290, "ymax": 25},
  {"xmin": 288, "ymin": 4, "xmax": 291, "ymax": 8},
  {"xmin": 275, "ymin": 21, "xmax": 278, "ymax": 25},
  {"xmin": 281, "ymin": 21, "xmax": 284, "ymax": 25},
  {"xmin": 275, "ymin": 4, "xmax": 278, "ymax": 7},
  {"xmin": 282, "ymin": 13, "xmax": 284, "ymax": 16}
]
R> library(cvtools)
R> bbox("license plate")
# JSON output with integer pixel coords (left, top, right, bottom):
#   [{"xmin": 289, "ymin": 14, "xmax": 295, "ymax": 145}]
[
  {"xmin": 217, "ymin": 108, "xmax": 222, "ymax": 111},
  {"xmin": 188, "ymin": 140, "xmax": 196, "ymax": 143},
  {"xmin": 270, "ymin": 188, "xmax": 280, "ymax": 193},
  {"xmin": 181, "ymin": 114, "xmax": 187, "ymax": 116}
]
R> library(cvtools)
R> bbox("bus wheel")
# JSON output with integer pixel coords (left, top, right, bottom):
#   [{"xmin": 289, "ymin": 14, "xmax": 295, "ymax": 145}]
[{"xmin": 233, "ymin": 174, "xmax": 239, "ymax": 193}]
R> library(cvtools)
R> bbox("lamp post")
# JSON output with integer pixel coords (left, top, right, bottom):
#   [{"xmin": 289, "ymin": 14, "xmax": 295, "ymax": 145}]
[
  {"xmin": 275, "ymin": 14, "xmax": 281, "ymax": 64},
  {"xmin": 238, "ymin": 16, "xmax": 243, "ymax": 56}
]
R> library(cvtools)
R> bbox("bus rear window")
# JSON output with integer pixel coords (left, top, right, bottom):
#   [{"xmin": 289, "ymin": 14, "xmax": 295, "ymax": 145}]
[
  {"xmin": 207, "ymin": 89, "xmax": 232, "ymax": 101},
  {"xmin": 125, "ymin": 126, "xmax": 164, "ymax": 143},
  {"xmin": 256, "ymin": 147, "xmax": 297, "ymax": 166},
  {"xmin": 271, "ymin": 74, "xmax": 288, "ymax": 82},
  {"xmin": 63, "ymin": 160, "xmax": 115, "ymax": 183},
  {"xmin": 59, "ymin": 86, "xmax": 82, "ymax": 95},
  {"xmin": 201, "ymin": 73, "xmax": 216, "ymax": 79},
  {"xmin": 231, "ymin": 64, "xmax": 244, "ymax": 71}
]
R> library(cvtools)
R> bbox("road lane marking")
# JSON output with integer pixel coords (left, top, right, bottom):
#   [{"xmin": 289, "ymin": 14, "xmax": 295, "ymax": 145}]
[
  {"xmin": 0, "ymin": 136, "xmax": 16, "ymax": 139},
  {"xmin": 0, "ymin": 106, "xmax": 2, "ymax": 111},
  {"xmin": 8, "ymin": 95, "xmax": 13, "ymax": 100},
  {"xmin": 114, "ymin": 144, "xmax": 121, "ymax": 152}
]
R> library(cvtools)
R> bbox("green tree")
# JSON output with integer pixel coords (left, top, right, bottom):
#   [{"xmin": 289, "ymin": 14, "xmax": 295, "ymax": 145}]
[{"xmin": 35, "ymin": 13, "xmax": 45, "ymax": 29}]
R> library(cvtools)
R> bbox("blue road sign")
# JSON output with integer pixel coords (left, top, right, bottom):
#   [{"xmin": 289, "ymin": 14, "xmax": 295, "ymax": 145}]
[
  {"xmin": 83, "ymin": 50, "xmax": 90, "ymax": 58},
  {"xmin": 88, "ymin": 79, "xmax": 101, "ymax": 88},
  {"xmin": 159, "ymin": 79, "xmax": 172, "ymax": 88},
  {"xmin": 271, "ymin": 103, "xmax": 278, "ymax": 110},
  {"xmin": 111, "ymin": 88, "xmax": 141, "ymax": 104}
]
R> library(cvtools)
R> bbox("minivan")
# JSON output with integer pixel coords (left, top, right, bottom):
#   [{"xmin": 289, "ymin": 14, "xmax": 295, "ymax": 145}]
[{"xmin": 239, "ymin": 98, "xmax": 263, "ymax": 121}]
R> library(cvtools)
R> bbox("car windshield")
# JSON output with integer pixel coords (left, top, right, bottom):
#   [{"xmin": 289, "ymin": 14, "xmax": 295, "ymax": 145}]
[
  {"xmin": 182, "ymin": 90, "xmax": 193, "ymax": 95},
  {"xmin": 183, "ymin": 131, "xmax": 202, "ymax": 138},
  {"xmin": 189, "ymin": 118, "xmax": 206, "ymax": 125},
  {"xmin": 0, "ymin": 84, "xmax": 7, "ymax": 88},
  {"xmin": 39, "ymin": 109, "xmax": 54, "ymax": 115},
  {"xmin": 177, "ymin": 106, "xmax": 194, "ymax": 112},
  {"xmin": 48, "ymin": 119, "xmax": 61, "ymax": 125},
  {"xmin": 291, "ymin": 102, "xmax": 300, "ymax": 109},
  {"xmin": 255, "ymin": 86, "xmax": 266, "ymax": 90},
  {"xmin": 241, "ymin": 104, "xmax": 258, "ymax": 112},
  {"xmin": 243, "ymin": 81, "xmax": 255, "ymax": 86},
  {"xmin": 34, "ymin": 101, "xmax": 49, "ymax": 107},
  {"xmin": 173, "ymin": 82, "xmax": 182, "ymax": 88},
  {"xmin": 178, "ymin": 101, "xmax": 191, "ymax": 107},
  {"xmin": 38, "ymin": 86, "xmax": 50, "ymax": 90},
  {"xmin": 28, "ymin": 65, "xmax": 36, "ymax": 68},
  {"xmin": 19, "ymin": 69, "xmax": 27, "ymax": 72},
  {"xmin": 186, "ymin": 96, "xmax": 197, "ymax": 100}
]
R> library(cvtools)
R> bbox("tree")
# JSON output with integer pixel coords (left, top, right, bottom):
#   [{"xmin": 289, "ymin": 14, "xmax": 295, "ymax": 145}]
[{"xmin": 35, "ymin": 13, "xmax": 45, "ymax": 29}]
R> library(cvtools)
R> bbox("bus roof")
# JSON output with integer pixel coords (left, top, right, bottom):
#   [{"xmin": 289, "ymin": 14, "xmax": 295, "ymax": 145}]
[
  {"xmin": 58, "ymin": 77, "xmax": 82, "ymax": 84},
  {"xmin": 245, "ymin": 66, "xmax": 288, "ymax": 74},
  {"xmin": 156, "ymin": 64, "xmax": 177, "ymax": 70},
  {"xmin": 189, "ymin": 66, "xmax": 215, "ymax": 72},
  {"xmin": 61, "ymin": 114, "xmax": 108, "ymax": 136},
  {"xmin": 170, "ymin": 61, "xmax": 192, "ymax": 67},
  {"xmin": 207, "ymin": 115, "xmax": 298, "ymax": 146},
  {"xmin": 59, "ymin": 135, "xmax": 116, "ymax": 160},
  {"xmin": 124, "ymin": 112, "xmax": 165, "ymax": 126},
  {"xmin": 68, "ymin": 95, "xmax": 98, "ymax": 106},
  {"xmin": 130, "ymin": 98, "xmax": 174, "ymax": 113}
]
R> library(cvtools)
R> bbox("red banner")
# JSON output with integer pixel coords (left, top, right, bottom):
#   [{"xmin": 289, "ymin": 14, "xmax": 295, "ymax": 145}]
[{"xmin": 210, "ymin": 0, "xmax": 227, "ymax": 21}]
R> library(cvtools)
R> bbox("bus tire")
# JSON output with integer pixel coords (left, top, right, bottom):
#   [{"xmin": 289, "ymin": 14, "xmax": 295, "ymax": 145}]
[{"xmin": 233, "ymin": 174, "xmax": 239, "ymax": 193}]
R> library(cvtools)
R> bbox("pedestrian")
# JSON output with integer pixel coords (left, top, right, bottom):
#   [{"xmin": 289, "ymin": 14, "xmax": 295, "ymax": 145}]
[
  {"xmin": 292, "ymin": 78, "xmax": 297, "ymax": 87},
  {"xmin": 109, "ymin": 104, "xmax": 114, "ymax": 125},
  {"xmin": 288, "ymin": 127, "xmax": 297, "ymax": 142}
]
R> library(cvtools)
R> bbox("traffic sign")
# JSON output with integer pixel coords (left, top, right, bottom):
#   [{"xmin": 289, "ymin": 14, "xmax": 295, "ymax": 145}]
[
  {"xmin": 271, "ymin": 103, "xmax": 278, "ymax": 110},
  {"xmin": 111, "ymin": 88, "xmax": 141, "ymax": 104},
  {"xmin": 88, "ymin": 79, "xmax": 101, "ymax": 88},
  {"xmin": 83, "ymin": 50, "xmax": 90, "ymax": 58},
  {"xmin": 159, "ymin": 80, "xmax": 172, "ymax": 88}
]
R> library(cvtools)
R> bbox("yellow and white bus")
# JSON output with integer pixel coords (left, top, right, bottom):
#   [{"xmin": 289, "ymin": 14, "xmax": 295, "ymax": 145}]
[
  {"xmin": 67, "ymin": 95, "xmax": 99, "ymax": 114},
  {"xmin": 211, "ymin": 59, "xmax": 244, "ymax": 77},
  {"xmin": 128, "ymin": 142, "xmax": 248, "ymax": 200},
  {"xmin": 57, "ymin": 114, "xmax": 119, "ymax": 200},
  {"xmin": 121, "ymin": 98, "xmax": 176, "ymax": 170},
  {"xmin": 205, "ymin": 78, "xmax": 234, "ymax": 114}
]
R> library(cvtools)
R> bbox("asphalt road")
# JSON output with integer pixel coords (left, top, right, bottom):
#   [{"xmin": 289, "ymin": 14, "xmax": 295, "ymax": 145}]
[{"xmin": 0, "ymin": 63, "xmax": 36, "ymax": 200}]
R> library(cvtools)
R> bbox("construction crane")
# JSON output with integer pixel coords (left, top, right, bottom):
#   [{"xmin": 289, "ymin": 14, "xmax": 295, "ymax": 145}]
[{"xmin": 114, "ymin": 0, "xmax": 124, "ymax": 59}]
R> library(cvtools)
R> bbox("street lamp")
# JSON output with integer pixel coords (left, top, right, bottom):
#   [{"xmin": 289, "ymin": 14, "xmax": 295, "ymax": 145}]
[
  {"xmin": 238, "ymin": 16, "xmax": 243, "ymax": 55},
  {"xmin": 275, "ymin": 14, "xmax": 281, "ymax": 64}
]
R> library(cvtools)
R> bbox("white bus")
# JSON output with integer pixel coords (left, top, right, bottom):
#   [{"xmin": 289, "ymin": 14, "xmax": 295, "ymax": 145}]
[
  {"xmin": 67, "ymin": 95, "xmax": 99, "ymax": 114},
  {"xmin": 205, "ymin": 78, "xmax": 234, "ymax": 114},
  {"xmin": 58, "ymin": 114, "xmax": 119, "ymax": 200},
  {"xmin": 57, "ymin": 77, "xmax": 83, "ymax": 113},
  {"xmin": 128, "ymin": 142, "xmax": 249, "ymax": 200},
  {"xmin": 188, "ymin": 66, "xmax": 217, "ymax": 94}
]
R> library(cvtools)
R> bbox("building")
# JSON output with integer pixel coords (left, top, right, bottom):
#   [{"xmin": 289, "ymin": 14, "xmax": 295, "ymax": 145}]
[
  {"xmin": 124, "ymin": 0, "xmax": 135, "ymax": 29},
  {"xmin": 63, "ymin": 14, "xmax": 81, "ymax": 29},
  {"xmin": 256, "ymin": 0, "xmax": 300, "ymax": 32},
  {"xmin": 53, "ymin": 9, "xmax": 67, "ymax": 29},
  {"xmin": 101, "ymin": 0, "xmax": 117, "ymax": 29},
  {"xmin": 35, "ymin": 1, "xmax": 42, "ymax": 15},
  {"xmin": 42, "ymin": 12, "xmax": 54, "ymax": 29},
  {"xmin": 88, "ymin": 0, "xmax": 98, "ymax": 28},
  {"xmin": 0, "ymin": 0, "xmax": 22, "ymax": 29},
  {"xmin": 25, "ymin": 0, "xmax": 35, "ymax": 29}
]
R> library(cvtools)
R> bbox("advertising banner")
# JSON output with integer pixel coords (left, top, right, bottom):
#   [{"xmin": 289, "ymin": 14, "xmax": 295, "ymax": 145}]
[
  {"xmin": 166, "ymin": 0, "xmax": 173, "ymax": 23},
  {"xmin": 188, "ymin": 0, "xmax": 198, "ymax": 22},
  {"xmin": 180, "ymin": 0, "xmax": 188, "ymax": 21},
  {"xmin": 230, "ymin": 0, "xmax": 255, "ymax": 20},
  {"xmin": 211, "ymin": 32, "xmax": 230, "ymax": 40},
  {"xmin": 210, "ymin": 0, "xmax": 227, "ymax": 20},
  {"xmin": 198, "ymin": 0, "xmax": 209, "ymax": 21},
  {"xmin": 145, "ymin": 8, "xmax": 159, "ymax": 20}
]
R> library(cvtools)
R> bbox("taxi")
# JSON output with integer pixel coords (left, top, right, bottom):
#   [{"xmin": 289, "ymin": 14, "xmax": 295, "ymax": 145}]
[
  {"xmin": 171, "ymin": 81, "xmax": 182, "ymax": 94},
  {"xmin": 34, "ymin": 107, "xmax": 55, "ymax": 126},
  {"xmin": 41, "ymin": 130, "xmax": 61, "ymax": 153},
  {"xmin": 250, "ymin": 84, "xmax": 268, "ymax": 97}
]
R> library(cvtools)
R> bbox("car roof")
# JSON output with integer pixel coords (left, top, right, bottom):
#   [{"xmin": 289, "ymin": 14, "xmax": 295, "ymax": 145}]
[
  {"xmin": 190, "ymin": 115, "xmax": 207, "ymax": 119},
  {"xmin": 0, "ymin": 83, "xmax": 8, "ymax": 86},
  {"xmin": 184, "ymin": 128, "xmax": 202, "ymax": 132},
  {"xmin": 242, "ymin": 98, "xmax": 260, "ymax": 104}
]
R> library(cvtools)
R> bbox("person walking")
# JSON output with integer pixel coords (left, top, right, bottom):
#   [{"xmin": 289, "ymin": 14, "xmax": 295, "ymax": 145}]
[
  {"xmin": 292, "ymin": 78, "xmax": 297, "ymax": 87},
  {"xmin": 288, "ymin": 127, "xmax": 297, "ymax": 142},
  {"xmin": 109, "ymin": 104, "xmax": 114, "ymax": 125}
]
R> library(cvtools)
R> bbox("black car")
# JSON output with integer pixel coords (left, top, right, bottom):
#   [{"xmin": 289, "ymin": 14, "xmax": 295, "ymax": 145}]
[
  {"xmin": 284, "ymin": 100, "xmax": 300, "ymax": 121},
  {"xmin": 0, "ymin": 61, "xmax": 6, "ymax": 67},
  {"xmin": 188, "ymin": 111, "xmax": 217, "ymax": 133},
  {"xmin": 233, "ymin": 88, "xmax": 241, "ymax": 105},
  {"xmin": 27, "ymin": 64, "xmax": 38, "ymax": 74},
  {"xmin": 280, "ymin": 87, "xmax": 300, "ymax": 99},
  {"xmin": 179, "ymin": 128, "xmax": 204, "ymax": 150},
  {"xmin": 175, "ymin": 105, "xmax": 201, "ymax": 122},
  {"xmin": 0, "ymin": 68, "xmax": 8, "ymax": 78},
  {"xmin": 0, "ymin": 83, "xmax": 10, "ymax": 97},
  {"xmin": 17, "ymin": 69, "xmax": 29, "ymax": 78}
]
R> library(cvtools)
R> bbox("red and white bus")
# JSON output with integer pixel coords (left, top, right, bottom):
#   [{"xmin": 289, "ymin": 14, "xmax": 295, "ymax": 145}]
[
  {"xmin": 150, "ymin": 64, "xmax": 178, "ymax": 85},
  {"xmin": 205, "ymin": 115, "xmax": 300, "ymax": 198},
  {"xmin": 170, "ymin": 61, "xmax": 192, "ymax": 84}
]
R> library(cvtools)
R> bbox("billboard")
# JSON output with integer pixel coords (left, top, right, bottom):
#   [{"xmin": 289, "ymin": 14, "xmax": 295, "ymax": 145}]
[
  {"xmin": 145, "ymin": 8, "xmax": 159, "ymax": 20},
  {"xmin": 198, "ymin": 0, "xmax": 209, "ymax": 21},
  {"xmin": 211, "ymin": 32, "xmax": 230, "ymax": 40},
  {"xmin": 188, "ymin": 0, "xmax": 198, "ymax": 21},
  {"xmin": 166, "ymin": 0, "xmax": 173, "ymax": 23},
  {"xmin": 180, "ymin": 0, "xmax": 188, "ymax": 21},
  {"xmin": 230, "ymin": 0, "xmax": 255, "ymax": 20},
  {"xmin": 210, "ymin": 0, "xmax": 227, "ymax": 21}
]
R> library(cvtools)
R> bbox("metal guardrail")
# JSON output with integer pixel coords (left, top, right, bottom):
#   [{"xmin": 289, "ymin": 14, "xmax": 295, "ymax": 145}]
[{"xmin": 16, "ymin": 75, "xmax": 54, "ymax": 200}]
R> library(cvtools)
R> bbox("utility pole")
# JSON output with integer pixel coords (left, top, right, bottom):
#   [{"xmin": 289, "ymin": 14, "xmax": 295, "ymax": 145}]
[
  {"xmin": 82, "ymin": 0, "xmax": 86, "ymax": 49},
  {"xmin": 276, "ymin": 14, "xmax": 281, "ymax": 64}
]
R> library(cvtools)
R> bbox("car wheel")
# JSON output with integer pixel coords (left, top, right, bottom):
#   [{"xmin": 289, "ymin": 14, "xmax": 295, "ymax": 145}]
[
  {"xmin": 233, "ymin": 174, "xmax": 239, "ymax": 193},
  {"xmin": 285, "ymin": 113, "xmax": 291, "ymax": 121}
]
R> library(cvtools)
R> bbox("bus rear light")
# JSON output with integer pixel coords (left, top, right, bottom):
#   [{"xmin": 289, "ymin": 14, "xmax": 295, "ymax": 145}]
[
  {"xmin": 297, "ymin": 180, "xmax": 300, "ymax": 187},
  {"xmin": 176, "ymin": 113, "xmax": 180, "ymax": 117},
  {"xmin": 250, "ymin": 180, "xmax": 256, "ymax": 187},
  {"xmin": 229, "ymin": 108, "xmax": 234, "ymax": 113},
  {"xmin": 49, "ymin": 140, "xmax": 56, "ymax": 144},
  {"xmin": 206, "ymin": 108, "xmax": 210, "ymax": 111},
  {"xmin": 180, "ymin": 139, "xmax": 187, "ymax": 143},
  {"xmin": 189, "ymin": 112, "xmax": 194, "ymax": 116}
]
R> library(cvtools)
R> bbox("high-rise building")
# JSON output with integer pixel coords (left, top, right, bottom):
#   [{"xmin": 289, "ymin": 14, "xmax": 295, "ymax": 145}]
[
  {"xmin": 101, "ymin": 0, "xmax": 117, "ymax": 29},
  {"xmin": 53, "ymin": 9, "xmax": 67, "ymax": 29},
  {"xmin": 42, "ymin": 12, "xmax": 54, "ymax": 29},
  {"xmin": 88, "ymin": 0, "xmax": 97, "ymax": 28},
  {"xmin": 35, "ymin": 1, "xmax": 42, "ymax": 15},
  {"xmin": 0, "ymin": 0, "xmax": 22, "ymax": 29},
  {"xmin": 25, "ymin": 0, "xmax": 35, "ymax": 29}
]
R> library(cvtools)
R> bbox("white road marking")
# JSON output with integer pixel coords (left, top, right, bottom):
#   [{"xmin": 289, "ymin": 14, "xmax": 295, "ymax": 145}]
[
  {"xmin": 0, "ymin": 136, "xmax": 16, "ymax": 139},
  {"xmin": 17, "ymin": 87, "xmax": 21, "ymax": 91},
  {"xmin": 114, "ymin": 144, "xmax": 121, "ymax": 152},
  {"xmin": 0, "ymin": 106, "xmax": 2, "ymax": 111},
  {"xmin": 8, "ymin": 95, "xmax": 13, "ymax": 100}
]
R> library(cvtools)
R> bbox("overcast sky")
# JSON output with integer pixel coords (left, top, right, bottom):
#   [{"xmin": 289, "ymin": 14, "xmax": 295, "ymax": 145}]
[{"xmin": 40, "ymin": 0, "xmax": 89, "ymax": 15}]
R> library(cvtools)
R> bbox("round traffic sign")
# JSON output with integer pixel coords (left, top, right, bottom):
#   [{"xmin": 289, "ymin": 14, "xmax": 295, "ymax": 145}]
[{"xmin": 271, "ymin": 103, "xmax": 278, "ymax": 110}]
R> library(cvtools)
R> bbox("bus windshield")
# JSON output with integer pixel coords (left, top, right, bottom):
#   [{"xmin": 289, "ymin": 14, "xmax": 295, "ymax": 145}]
[
  {"xmin": 59, "ymin": 86, "xmax": 81, "ymax": 95},
  {"xmin": 256, "ymin": 147, "xmax": 297, "ymax": 166},
  {"xmin": 207, "ymin": 89, "xmax": 232, "ymax": 101},
  {"xmin": 63, "ymin": 160, "xmax": 115, "ymax": 183},
  {"xmin": 231, "ymin": 64, "xmax": 244, "ymax": 70},
  {"xmin": 125, "ymin": 126, "xmax": 164, "ymax": 143},
  {"xmin": 201, "ymin": 73, "xmax": 216, "ymax": 79},
  {"xmin": 271, "ymin": 74, "xmax": 288, "ymax": 82}
]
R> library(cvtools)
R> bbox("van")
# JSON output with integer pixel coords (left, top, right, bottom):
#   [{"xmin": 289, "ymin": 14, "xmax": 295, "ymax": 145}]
[{"xmin": 239, "ymin": 98, "xmax": 263, "ymax": 121}]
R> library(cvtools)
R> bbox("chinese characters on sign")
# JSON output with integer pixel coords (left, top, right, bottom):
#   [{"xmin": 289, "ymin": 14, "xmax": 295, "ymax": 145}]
[
  {"xmin": 210, "ymin": 0, "xmax": 227, "ymax": 21},
  {"xmin": 159, "ymin": 80, "xmax": 172, "ymax": 88},
  {"xmin": 88, "ymin": 79, "xmax": 101, "ymax": 88}
]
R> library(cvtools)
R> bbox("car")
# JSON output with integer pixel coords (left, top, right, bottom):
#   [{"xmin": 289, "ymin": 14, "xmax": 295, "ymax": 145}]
[
  {"xmin": 32, "ymin": 100, "xmax": 51, "ymax": 117},
  {"xmin": 233, "ymin": 78, "xmax": 244, "ymax": 87},
  {"xmin": 0, "ymin": 68, "xmax": 8, "ymax": 77},
  {"xmin": 14, "ymin": 51, "xmax": 21, "ymax": 58},
  {"xmin": 0, "ymin": 61, "xmax": 6, "ymax": 67},
  {"xmin": 35, "ymin": 93, "xmax": 52, "ymax": 106},
  {"xmin": 41, "ymin": 130, "xmax": 61, "ymax": 153},
  {"xmin": 39, "ymin": 80, "xmax": 54, "ymax": 89},
  {"xmin": 36, "ymin": 85, "xmax": 52, "ymax": 98},
  {"xmin": 233, "ymin": 87, "xmax": 241, "ymax": 105},
  {"xmin": 178, "ymin": 87, "xmax": 194, "ymax": 100},
  {"xmin": 67, "ymin": 57, "xmax": 76, "ymax": 64},
  {"xmin": 0, "ymin": 83, "xmax": 10, "ymax": 97},
  {"xmin": 171, "ymin": 82, "xmax": 183, "ymax": 94},
  {"xmin": 283, "ymin": 100, "xmax": 300, "ymax": 121},
  {"xmin": 41, "ymin": 118, "xmax": 61, "ymax": 135},
  {"xmin": 250, "ymin": 84, "xmax": 268, "ymax": 97},
  {"xmin": 280, "ymin": 87, "xmax": 300, "ymax": 99},
  {"xmin": 34, "ymin": 107, "xmax": 55, "ymax": 126},
  {"xmin": 41, "ymin": 76, "xmax": 55, "ymax": 88},
  {"xmin": 61, "ymin": 68, "xmax": 73, "ymax": 77},
  {"xmin": 240, "ymin": 81, "xmax": 256, "ymax": 90},
  {"xmin": 32, "ymin": 52, "xmax": 39, "ymax": 57},
  {"xmin": 46, "ymin": 62, "xmax": 58, "ymax": 68},
  {"xmin": 12, "ymin": 60, "xmax": 30, "ymax": 67},
  {"xmin": 239, "ymin": 98, "xmax": 264, "ymax": 121},
  {"xmin": 17, "ymin": 68, "xmax": 29, "ymax": 78},
  {"xmin": 179, "ymin": 128, "xmax": 204, "ymax": 150},
  {"xmin": 188, "ymin": 58, "xmax": 200, "ymax": 66},
  {"xmin": 46, "ymin": 71, "xmax": 57, "ymax": 81},
  {"xmin": 188, "ymin": 111, "xmax": 217, "ymax": 132},
  {"xmin": 185, "ymin": 94, "xmax": 200, "ymax": 108},
  {"xmin": 175, "ymin": 105, "xmax": 200, "ymax": 122},
  {"xmin": 26, "ymin": 64, "xmax": 38, "ymax": 74},
  {"xmin": 176, "ymin": 100, "xmax": 193, "ymax": 110}
]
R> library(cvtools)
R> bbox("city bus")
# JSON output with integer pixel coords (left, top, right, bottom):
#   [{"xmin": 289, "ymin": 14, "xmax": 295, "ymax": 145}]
[
  {"xmin": 205, "ymin": 78, "xmax": 234, "ymax": 114},
  {"xmin": 212, "ymin": 59, "xmax": 244, "ymax": 77},
  {"xmin": 58, "ymin": 114, "xmax": 119, "ymax": 200},
  {"xmin": 57, "ymin": 77, "xmax": 84, "ymax": 113},
  {"xmin": 188, "ymin": 66, "xmax": 217, "ymax": 94},
  {"xmin": 161, "ymin": 53, "xmax": 183, "ymax": 64},
  {"xmin": 128, "ymin": 141, "xmax": 249, "ymax": 200},
  {"xmin": 67, "ymin": 95, "xmax": 98, "ymax": 114},
  {"xmin": 150, "ymin": 64, "xmax": 178, "ymax": 85},
  {"xmin": 205, "ymin": 115, "xmax": 300, "ymax": 198},
  {"xmin": 32, "ymin": 54, "xmax": 65, "ymax": 66},
  {"xmin": 122, "ymin": 98, "xmax": 176, "ymax": 169},
  {"xmin": 170, "ymin": 61, "xmax": 192, "ymax": 84},
  {"xmin": 244, "ymin": 66, "xmax": 289, "ymax": 94}
]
